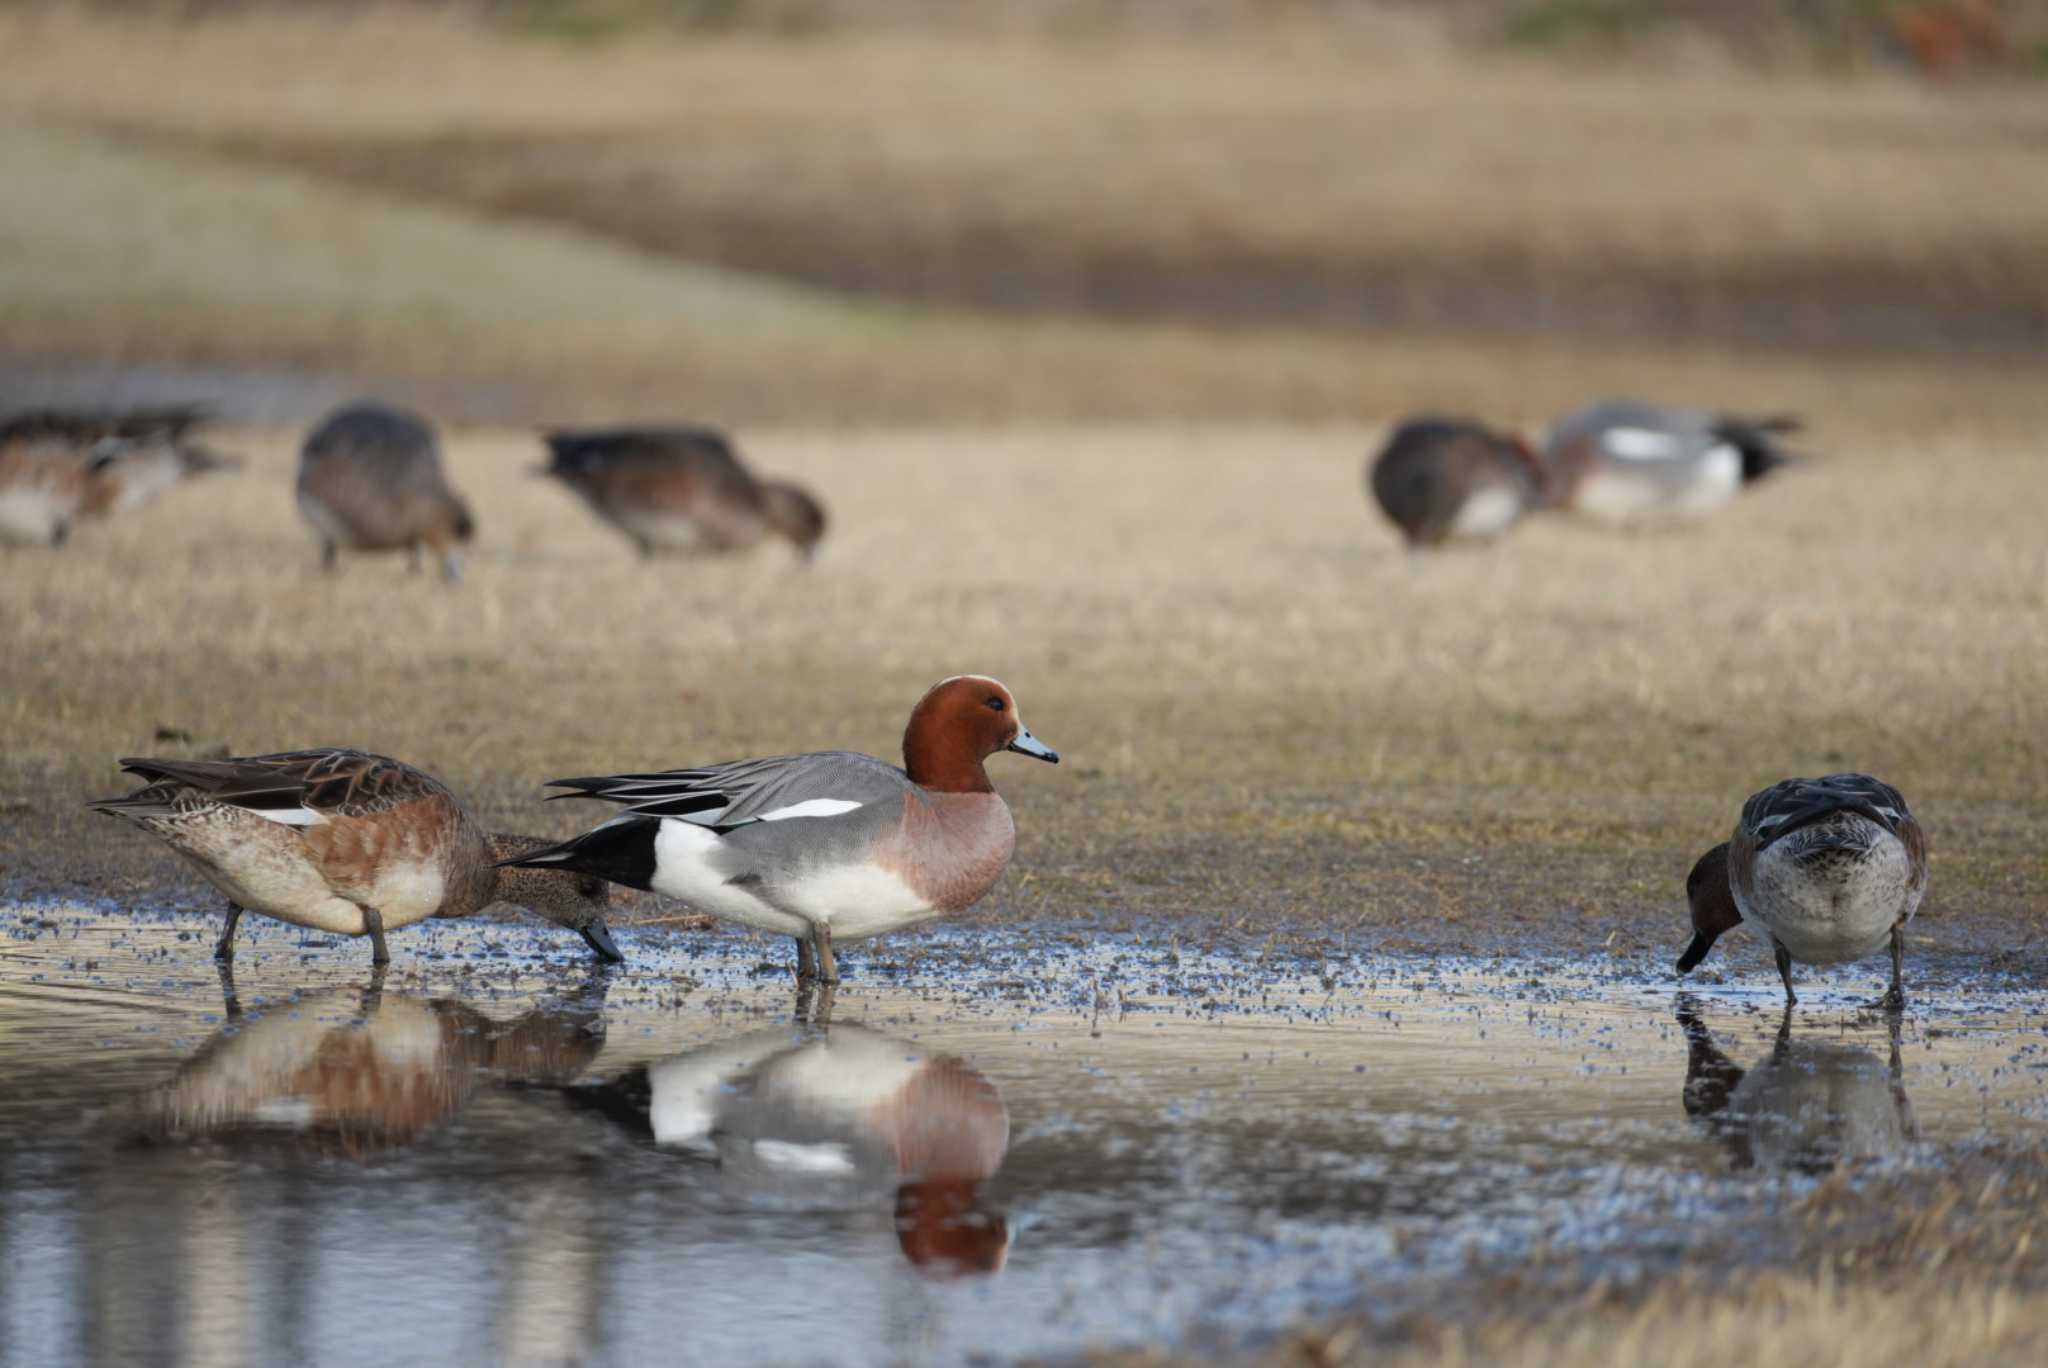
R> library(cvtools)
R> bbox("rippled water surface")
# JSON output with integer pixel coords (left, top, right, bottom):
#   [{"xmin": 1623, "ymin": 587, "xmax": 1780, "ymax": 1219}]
[{"xmin": 4, "ymin": 902, "xmax": 2047, "ymax": 1365}]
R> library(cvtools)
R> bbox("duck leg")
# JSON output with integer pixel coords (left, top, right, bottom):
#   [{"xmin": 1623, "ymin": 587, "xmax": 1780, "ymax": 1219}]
[
  {"xmin": 361, "ymin": 905, "xmax": 391, "ymax": 966},
  {"xmin": 812, "ymin": 923, "xmax": 839, "ymax": 985},
  {"xmin": 1771, "ymin": 938, "xmax": 1797, "ymax": 1006},
  {"xmin": 216, "ymin": 958, "xmax": 243, "ymax": 1021},
  {"xmin": 214, "ymin": 901, "xmax": 245, "ymax": 963},
  {"xmin": 795, "ymin": 935, "xmax": 818, "ymax": 981},
  {"xmin": 1876, "ymin": 924, "xmax": 1908, "ymax": 1014},
  {"xmin": 320, "ymin": 540, "xmax": 338, "ymax": 571}
]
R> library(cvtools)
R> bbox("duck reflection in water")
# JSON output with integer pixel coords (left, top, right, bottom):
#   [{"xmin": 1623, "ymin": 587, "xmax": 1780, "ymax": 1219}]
[
  {"xmin": 564, "ymin": 1018, "xmax": 1011, "ymax": 1278},
  {"xmin": 131, "ymin": 965, "xmax": 610, "ymax": 1155},
  {"xmin": 1675, "ymin": 994, "xmax": 1917, "ymax": 1175}
]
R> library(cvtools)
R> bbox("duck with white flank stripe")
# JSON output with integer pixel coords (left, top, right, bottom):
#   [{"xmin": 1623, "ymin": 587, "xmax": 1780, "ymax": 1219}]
[
  {"xmin": 88, "ymin": 748, "xmax": 620, "ymax": 966},
  {"xmin": 500, "ymin": 675, "xmax": 1060, "ymax": 982},
  {"xmin": 1366, "ymin": 416, "xmax": 1547, "ymax": 548},
  {"xmin": 1540, "ymin": 399, "xmax": 1799, "ymax": 522},
  {"xmin": 1675, "ymin": 774, "xmax": 1928, "ymax": 1012}
]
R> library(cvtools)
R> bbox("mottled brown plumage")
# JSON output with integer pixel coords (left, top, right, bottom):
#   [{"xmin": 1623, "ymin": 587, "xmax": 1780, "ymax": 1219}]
[
  {"xmin": 89, "ymin": 748, "xmax": 619, "ymax": 965},
  {"xmin": 540, "ymin": 426, "xmax": 826, "ymax": 559},
  {"xmin": 297, "ymin": 403, "xmax": 474, "ymax": 581}
]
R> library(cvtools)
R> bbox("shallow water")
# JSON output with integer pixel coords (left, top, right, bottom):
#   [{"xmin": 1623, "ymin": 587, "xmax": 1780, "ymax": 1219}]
[{"xmin": 4, "ymin": 902, "xmax": 2047, "ymax": 1366}]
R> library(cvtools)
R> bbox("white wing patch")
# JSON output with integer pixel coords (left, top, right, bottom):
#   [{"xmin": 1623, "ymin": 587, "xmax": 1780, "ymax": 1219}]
[
  {"xmin": 1603, "ymin": 427, "xmax": 1683, "ymax": 461},
  {"xmin": 754, "ymin": 798, "xmax": 863, "ymax": 823},
  {"xmin": 244, "ymin": 806, "xmax": 330, "ymax": 827}
]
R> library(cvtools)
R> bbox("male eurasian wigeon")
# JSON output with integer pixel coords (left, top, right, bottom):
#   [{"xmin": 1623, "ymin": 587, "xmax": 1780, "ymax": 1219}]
[
  {"xmin": 501, "ymin": 675, "xmax": 1059, "ymax": 981},
  {"xmin": 1367, "ymin": 416, "xmax": 1545, "ymax": 547},
  {"xmin": 297, "ymin": 402, "xmax": 475, "ymax": 581},
  {"xmin": 566, "ymin": 1023, "xmax": 1010, "ymax": 1276},
  {"xmin": 1540, "ymin": 399, "xmax": 1798, "ymax": 521},
  {"xmin": 0, "ymin": 405, "xmax": 236, "ymax": 547},
  {"xmin": 88, "ymin": 748, "xmax": 620, "ymax": 966},
  {"xmin": 1675, "ymin": 997, "xmax": 1915, "ymax": 1174},
  {"xmin": 1676, "ymin": 774, "xmax": 1928, "ymax": 1010},
  {"xmin": 538, "ymin": 425, "xmax": 826, "ymax": 560}
]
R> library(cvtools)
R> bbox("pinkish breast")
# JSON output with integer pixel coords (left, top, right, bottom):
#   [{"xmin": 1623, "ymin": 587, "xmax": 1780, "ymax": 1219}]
[{"xmin": 877, "ymin": 791, "xmax": 1017, "ymax": 914}]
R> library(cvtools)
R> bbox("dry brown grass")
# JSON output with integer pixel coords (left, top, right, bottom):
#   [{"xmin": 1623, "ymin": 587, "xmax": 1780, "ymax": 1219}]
[
  {"xmin": 4, "ymin": 12, "xmax": 2046, "ymax": 354},
  {"xmin": 4, "ymin": 415, "xmax": 2043, "ymax": 958}
]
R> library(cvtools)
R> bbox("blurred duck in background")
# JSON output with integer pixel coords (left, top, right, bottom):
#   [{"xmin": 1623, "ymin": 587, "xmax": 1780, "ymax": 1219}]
[
  {"xmin": 1366, "ymin": 416, "xmax": 1546, "ymax": 548},
  {"xmin": 297, "ymin": 401, "xmax": 475, "ymax": 582},
  {"xmin": 538, "ymin": 425, "xmax": 826, "ymax": 561},
  {"xmin": 1539, "ymin": 399, "xmax": 1799, "ymax": 522},
  {"xmin": 0, "ymin": 405, "xmax": 237, "ymax": 547}
]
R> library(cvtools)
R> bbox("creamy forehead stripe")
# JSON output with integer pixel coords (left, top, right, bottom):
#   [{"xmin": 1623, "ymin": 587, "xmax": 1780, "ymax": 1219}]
[
  {"xmin": 755, "ymin": 798, "xmax": 863, "ymax": 822},
  {"xmin": 1603, "ymin": 427, "xmax": 1684, "ymax": 460}
]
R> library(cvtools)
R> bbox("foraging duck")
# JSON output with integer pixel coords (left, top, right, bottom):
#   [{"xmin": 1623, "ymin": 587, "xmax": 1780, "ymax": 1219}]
[
  {"xmin": 565, "ymin": 1023, "xmax": 1010, "ymax": 1276},
  {"xmin": 1367, "ymin": 416, "xmax": 1545, "ymax": 547},
  {"xmin": 501, "ymin": 676, "xmax": 1058, "ymax": 981},
  {"xmin": 1540, "ymin": 399, "xmax": 1798, "ymax": 521},
  {"xmin": 88, "ymin": 748, "xmax": 621, "ymax": 965},
  {"xmin": 297, "ymin": 402, "xmax": 474, "ymax": 581},
  {"xmin": 1677, "ymin": 774, "xmax": 1928, "ymax": 1010},
  {"xmin": 1675, "ymin": 997, "xmax": 1915, "ymax": 1174},
  {"xmin": 539, "ymin": 425, "xmax": 826, "ymax": 560},
  {"xmin": 0, "ymin": 405, "xmax": 236, "ymax": 546}
]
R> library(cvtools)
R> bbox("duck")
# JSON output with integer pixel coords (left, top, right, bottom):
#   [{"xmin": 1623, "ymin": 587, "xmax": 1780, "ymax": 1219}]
[
  {"xmin": 87, "ymin": 748, "xmax": 622, "ymax": 966},
  {"xmin": 1366, "ymin": 416, "xmax": 1545, "ymax": 547},
  {"xmin": 1540, "ymin": 399, "xmax": 1798, "ymax": 521},
  {"xmin": 0, "ymin": 405, "xmax": 236, "ymax": 547},
  {"xmin": 296, "ymin": 402, "xmax": 475, "ymax": 581},
  {"xmin": 500, "ymin": 675, "xmax": 1058, "ymax": 981},
  {"xmin": 1676, "ymin": 773, "xmax": 1928, "ymax": 1010},
  {"xmin": 1675, "ymin": 996, "xmax": 1915, "ymax": 1174},
  {"xmin": 563, "ymin": 1023, "xmax": 1010, "ymax": 1277},
  {"xmin": 538, "ymin": 425, "xmax": 826, "ymax": 561}
]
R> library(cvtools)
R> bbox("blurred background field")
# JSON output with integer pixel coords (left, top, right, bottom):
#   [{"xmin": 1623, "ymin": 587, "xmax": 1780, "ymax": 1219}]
[{"xmin": 2, "ymin": 3, "xmax": 2044, "ymax": 934}]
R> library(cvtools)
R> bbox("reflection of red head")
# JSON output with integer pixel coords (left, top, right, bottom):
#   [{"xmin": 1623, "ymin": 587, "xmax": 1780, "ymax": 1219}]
[{"xmin": 895, "ymin": 1179, "xmax": 1010, "ymax": 1278}]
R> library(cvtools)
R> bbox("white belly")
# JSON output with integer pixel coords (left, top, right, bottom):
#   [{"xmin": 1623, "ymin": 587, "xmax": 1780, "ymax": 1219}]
[
  {"xmin": 1736, "ymin": 828, "xmax": 1917, "ymax": 964},
  {"xmin": 1575, "ymin": 445, "xmax": 1740, "ymax": 521},
  {"xmin": 169, "ymin": 818, "xmax": 447, "ymax": 936},
  {"xmin": 612, "ymin": 508, "xmax": 708, "ymax": 551},
  {"xmin": 1449, "ymin": 485, "xmax": 1524, "ymax": 539},
  {"xmin": 0, "ymin": 486, "xmax": 72, "ymax": 545},
  {"xmin": 649, "ymin": 818, "xmax": 936, "ymax": 941}
]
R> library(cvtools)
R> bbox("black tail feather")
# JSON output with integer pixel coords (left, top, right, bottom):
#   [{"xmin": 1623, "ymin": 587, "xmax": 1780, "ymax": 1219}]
[
  {"xmin": 497, "ymin": 815, "xmax": 661, "ymax": 893},
  {"xmin": 1712, "ymin": 415, "xmax": 1801, "ymax": 483}
]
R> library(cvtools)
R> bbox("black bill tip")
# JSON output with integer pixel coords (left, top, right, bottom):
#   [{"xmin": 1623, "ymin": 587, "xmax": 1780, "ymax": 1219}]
[
  {"xmin": 580, "ymin": 920, "xmax": 625, "ymax": 964},
  {"xmin": 1675, "ymin": 931, "xmax": 1716, "ymax": 976}
]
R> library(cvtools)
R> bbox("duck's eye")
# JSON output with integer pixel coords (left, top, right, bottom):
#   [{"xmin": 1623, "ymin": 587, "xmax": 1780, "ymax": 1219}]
[
  {"xmin": 579, "ymin": 878, "xmax": 604, "ymax": 898},
  {"xmin": 986, "ymin": 695, "xmax": 1006, "ymax": 712}
]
